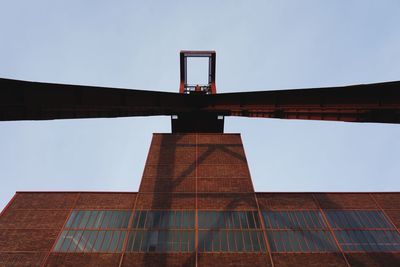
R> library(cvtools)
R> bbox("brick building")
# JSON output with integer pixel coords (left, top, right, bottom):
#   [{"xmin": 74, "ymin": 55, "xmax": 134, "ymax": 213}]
[{"xmin": 1, "ymin": 133, "xmax": 399, "ymax": 266}]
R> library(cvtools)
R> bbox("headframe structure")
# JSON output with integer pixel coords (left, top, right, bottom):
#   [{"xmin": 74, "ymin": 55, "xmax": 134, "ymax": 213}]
[
  {"xmin": 1, "ymin": 51, "xmax": 400, "ymax": 129},
  {"xmin": 0, "ymin": 51, "xmax": 400, "ymax": 267}
]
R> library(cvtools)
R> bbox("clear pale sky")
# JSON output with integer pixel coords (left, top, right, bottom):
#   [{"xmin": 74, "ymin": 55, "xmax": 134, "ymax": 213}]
[{"xmin": 1, "ymin": 1, "xmax": 400, "ymax": 211}]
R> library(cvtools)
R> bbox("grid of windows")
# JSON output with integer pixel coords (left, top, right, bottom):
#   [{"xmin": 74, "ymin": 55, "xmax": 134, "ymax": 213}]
[
  {"xmin": 334, "ymin": 230, "xmax": 400, "ymax": 252},
  {"xmin": 198, "ymin": 211, "xmax": 265, "ymax": 252},
  {"xmin": 267, "ymin": 230, "xmax": 337, "ymax": 252},
  {"xmin": 262, "ymin": 211, "xmax": 338, "ymax": 252},
  {"xmin": 54, "ymin": 230, "xmax": 126, "ymax": 252},
  {"xmin": 325, "ymin": 210, "xmax": 394, "ymax": 229},
  {"xmin": 127, "ymin": 210, "xmax": 195, "ymax": 252},
  {"xmin": 131, "ymin": 210, "xmax": 195, "ymax": 229},
  {"xmin": 198, "ymin": 211, "xmax": 260, "ymax": 229},
  {"xmin": 325, "ymin": 210, "xmax": 400, "ymax": 252},
  {"xmin": 262, "ymin": 211, "xmax": 327, "ymax": 229},
  {"xmin": 198, "ymin": 230, "xmax": 266, "ymax": 252},
  {"xmin": 54, "ymin": 210, "xmax": 130, "ymax": 252},
  {"xmin": 126, "ymin": 230, "xmax": 195, "ymax": 252},
  {"xmin": 53, "ymin": 209, "xmax": 400, "ymax": 254},
  {"xmin": 65, "ymin": 210, "xmax": 131, "ymax": 229}
]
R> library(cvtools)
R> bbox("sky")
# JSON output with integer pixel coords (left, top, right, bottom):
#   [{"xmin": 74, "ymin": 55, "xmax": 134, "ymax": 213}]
[{"xmin": 1, "ymin": 1, "xmax": 400, "ymax": 211}]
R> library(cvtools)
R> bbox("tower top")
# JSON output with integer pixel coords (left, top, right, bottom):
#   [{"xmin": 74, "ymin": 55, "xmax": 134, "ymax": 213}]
[{"xmin": 179, "ymin": 50, "xmax": 216, "ymax": 94}]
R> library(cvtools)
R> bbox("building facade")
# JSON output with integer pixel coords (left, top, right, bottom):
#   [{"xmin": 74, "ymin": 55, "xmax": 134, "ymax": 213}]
[{"xmin": 1, "ymin": 133, "xmax": 400, "ymax": 266}]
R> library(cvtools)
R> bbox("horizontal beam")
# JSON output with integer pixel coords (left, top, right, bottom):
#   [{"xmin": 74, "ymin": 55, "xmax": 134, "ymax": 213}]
[{"xmin": 1, "ymin": 77, "xmax": 399, "ymax": 125}]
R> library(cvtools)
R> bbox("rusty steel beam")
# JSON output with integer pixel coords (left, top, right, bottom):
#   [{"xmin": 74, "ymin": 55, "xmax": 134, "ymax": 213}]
[
  {"xmin": 210, "ymin": 81, "xmax": 400, "ymax": 123},
  {"xmin": 0, "ymin": 78, "xmax": 185, "ymax": 121},
  {"xmin": 1, "ymin": 78, "xmax": 400, "ymax": 127}
]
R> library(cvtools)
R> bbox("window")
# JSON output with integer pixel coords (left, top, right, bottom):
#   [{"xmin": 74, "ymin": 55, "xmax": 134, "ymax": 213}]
[
  {"xmin": 262, "ymin": 211, "xmax": 326, "ymax": 229},
  {"xmin": 262, "ymin": 211, "xmax": 338, "ymax": 252},
  {"xmin": 334, "ymin": 230, "xmax": 400, "ymax": 252},
  {"xmin": 127, "ymin": 210, "xmax": 195, "ymax": 252},
  {"xmin": 132, "ymin": 210, "xmax": 195, "ymax": 229},
  {"xmin": 198, "ymin": 211, "xmax": 265, "ymax": 252},
  {"xmin": 325, "ymin": 210, "xmax": 400, "ymax": 252},
  {"xmin": 54, "ymin": 210, "xmax": 131, "ymax": 252},
  {"xmin": 54, "ymin": 209, "xmax": 399, "ymax": 253},
  {"xmin": 127, "ymin": 230, "xmax": 195, "ymax": 252},
  {"xmin": 266, "ymin": 230, "xmax": 337, "ymax": 252},
  {"xmin": 65, "ymin": 210, "xmax": 131, "ymax": 229},
  {"xmin": 325, "ymin": 210, "xmax": 394, "ymax": 229}
]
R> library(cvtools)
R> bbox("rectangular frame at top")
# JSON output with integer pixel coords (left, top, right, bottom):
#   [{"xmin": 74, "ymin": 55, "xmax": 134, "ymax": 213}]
[{"xmin": 180, "ymin": 50, "xmax": 216, "ymax": 94}]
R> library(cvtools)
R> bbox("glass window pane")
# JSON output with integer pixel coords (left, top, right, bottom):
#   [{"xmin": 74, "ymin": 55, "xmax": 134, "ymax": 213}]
[
  {"xmin": 182, "ymin": 230, "xmax": 189, "ymax": 252},
  {"xmin": 70, "ymin": 212, "xmax": 83, "ymax": 228},
  {"xmin": 288, "ymin": 230, "xmax": 301, "ymax": 252},
  {"xmin": 68, "ymin": 230, "xmax": 83, "ymax": 252},
  {"xmin": 169, "ymin": 212, "xmax": 175, "ymax": 229},
  {"xmin": 209, "ymin": 211, "xmax": 217, "ymax": 229},
  {"xmin": 266, "ymin": 232, "xmax": 278, "ymax": 252},
  {"xmin": 132, "ymin": 231, "xmax": 142, "ymax": 252},
  {"xmin": 220, "ymin": 230, "xmax": 228, "ymax": 252},
  {"xmin": 76, "ymin": 230, "xmax": 91, "ymax": 252},
  {"xmin": 204, "ymin": 231, "xmax": 212, "ymax": 252},
  {"xmin": 99, "ymin": 231, "xmax": 113, "ymax": 252},
  {"xmin": 77, "ymin": 211, "xmax": 91, "ymax": 228},
  {"xmin": 116, "ymin": 231, "xmax": 126, "ymax": 252},
  {"xmin": 165, "ymin": 230, "xmax": 174, "ymax": 252},
  {"xmin": 253, "ymin": 211, "xmax": 261, "ymax": 229},
  {"xmin": 247, "ymin": 211, "xmax": 255, "ymax": 228},
  {"xmin": 53, "ymin": 230, "xmax": 68, "ymax": 251},
  {"xmin": 281, "ymin": 230, "xmax": 290, "ymax": 252},
  {"xmin": 262, "ymin": 212, "xmax": 270, "ymax": 229},
  {"xmin": 235, "ymin": 231, "xmax": 244, "ymax": 251},
  {"xmin": 126, "ymin": 231, "xmax": 135, "ymax": 251},
  {"xmin": 296, "ymin": 231, "xmax": 309, "ymax": 252},
  {"xmin": 258, "ymin": 231, "xmax": 266, "ymax": 251},
  {"xmin": 224, "ymin": 212, "xmax": 232, "ymax": 229},
  {"xmin": 325, "ymin": 211, "xmax": 393, "ymax": 229},
  {"xmin": 334, "ymin": 230, "xmax": 400, "ymax": 252},
  {"xmin": 198, "ymin": 211, "xmax": 206, "ymax": 229},
  {"xmin": 188, "ymin": 230, "xmax": 195, "ymax": 251},
  {"xmin": 108, "ymin": 231, "xmax": 120, "ymax": 252},
  {"xmin": 151, "ymin": 212, "xmax": 160, "ymax": 229},
  {"xmin": 146, "ymin": 231, "xmax": 157, "ymax": 251},
  {"xmin": 304, "ymin": 231, "xmax": 317, "ymax": 251},
  {"xmin": 263, "ymin": 211, "xmax": 326, "ymax": 230},
  {"xmin": 159, "ymin": 212, "xmax": 168, "ymax": 229},
  {"xmin": 173, "ymin": 230, "xmax": 180, "ymax": 251},
  {"xmin": 100, "ymin": 212, "xmax": 113, "ymax": 228},
  {"xmin": 122, "ymin": 211, "xmax": 131, "ymax": 228},
  {"xmin": 141, "ymin": 231, "xmax": 150, "ymax": 252},
  {"xmin": 232, "ymin": 212, "xmax": 241, "ymax": 229},
  {"xmin": 227, "ymin": 230, "xmax": 236, "ymax": 252},
  {"xmin": 116, "ymin": 211, "xmax": 128, "ymax": 229},
  {"xmin": 86, "ymin": 211, "xmax": 99, "ymax": 228},
  {"xmin": 138, "ymin": 211, "xmax": 147, "ymax": 228},
  {"xmin": 242, "ymin": 231, "xmax": 252, "ymax": 251},
  {"xmin": 108, "ymin": 212, "xmax": 119, "ymax": 228},
  {"xmin": 65, "ymin": 211, "xmax": 77, "ymax": 228},
  {"xmin": 213, "ymin": 231, "xmax": 220, "ymax": 251},
  {"xmin": 60, "ymin": 230, "xmax": 75, "ymax": 252},
  {"xmin": 251, "ymin": 231, "xmax": 260, "ymax": 251},
  {"xmin": 84, "ymin": 231, "xmax": 97, "ymax": 252},
  {"xmin": 132, "ymin": 211, "xmax": 140, "ymax": 228},
  {"xmin": 240, "ymin": 212, "xmax": 249, "ymax": 229},
  {"xmin": 93, "ymin": 211, "xmax": 105, "ymax": 228},
  {"xmin": 175, "ymin": 211, "xmax": 182, "ymax": 229},
  {"xmin": 93, "ymin": 230, "xmax": 106, "ymax": 251},
  {"xmin": 267, "ymin": 230, "xmax": 338, "ymax": 252}
]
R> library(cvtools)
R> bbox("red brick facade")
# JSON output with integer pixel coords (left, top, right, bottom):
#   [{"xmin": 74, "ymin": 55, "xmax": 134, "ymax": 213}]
[{"xmin": 1, "ymin": 133, "xmax": 399, "ymax": 266}]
